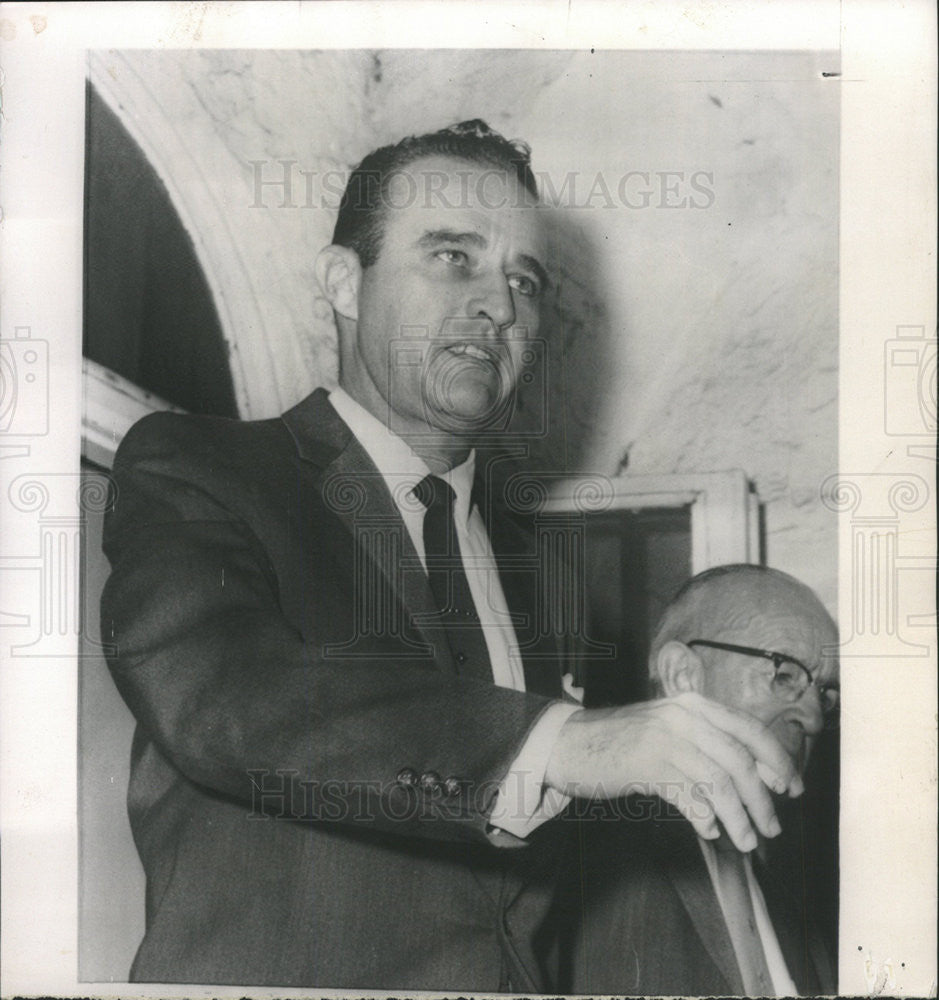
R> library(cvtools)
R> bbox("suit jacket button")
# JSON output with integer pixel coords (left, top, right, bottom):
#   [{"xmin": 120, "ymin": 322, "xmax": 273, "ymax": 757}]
[
  {"xmin": 444, "ymin": 776, "xmax": 462, "ymax": 797},
  {"xmin": 396, "ymin": 767, "xmax": 418, "ymax": 787},
  {"xmin": 456, "ymin": 652, "xmax": 467, "ymax": 665},
  {"xmin": 420, "ymin": 771, "xmax": 442, "ymax": 794}
]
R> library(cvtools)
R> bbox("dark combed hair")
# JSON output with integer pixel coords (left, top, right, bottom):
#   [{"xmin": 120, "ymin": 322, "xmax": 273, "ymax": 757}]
[{"xmin": 331, "ymin": 119, "xmax": 538, "ymax": 268}]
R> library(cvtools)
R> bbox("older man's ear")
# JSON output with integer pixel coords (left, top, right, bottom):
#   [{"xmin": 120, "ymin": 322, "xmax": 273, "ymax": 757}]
[
  {"xmin": 654, "ymin": 641, "xmax": 706, "ymax": 698},
  {"xmin": 315, "ymin": 245, "xmax": 361, "ymax": 321}
]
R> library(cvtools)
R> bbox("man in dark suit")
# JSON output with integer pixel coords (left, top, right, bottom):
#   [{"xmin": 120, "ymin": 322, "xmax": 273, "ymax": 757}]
[
  {"xmin": 101, "ymin": 121, "xmax": 802, "ymax": 991},
  {"xmin": 567, "ymin": 564, "xmax": 839, "ymax": 996}
]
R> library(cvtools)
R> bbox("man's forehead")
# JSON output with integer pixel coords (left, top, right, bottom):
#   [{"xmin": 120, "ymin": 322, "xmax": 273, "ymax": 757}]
[
  {"xmin": 750, "ymin": 609, "xmax": 839, "ymax": 677},
  {"xmin": 708, "ymin": 576, "xmax": 839, "ymax": 671}
]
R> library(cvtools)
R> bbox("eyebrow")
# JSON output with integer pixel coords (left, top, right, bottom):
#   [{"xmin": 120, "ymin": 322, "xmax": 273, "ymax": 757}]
[
  {"xmin": 418, "ymin": 229, "xmax": 487, "ymax": 251},
  {"xmin": 517, "ymin": 253, "xmax": 551, "ymax": 291},
  {"xmin": 417, "ymin": 229, "xmax": 551, "ymax": 290}
]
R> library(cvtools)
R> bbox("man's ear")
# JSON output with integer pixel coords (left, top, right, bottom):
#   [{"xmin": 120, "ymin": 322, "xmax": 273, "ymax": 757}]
[
  {"xmin": 314, "ymin": 245, "xmax": 361, "ymax": 321},
  {"xmin": 654, "ymin": 641, "xmax": 705, "ymax": 697}
]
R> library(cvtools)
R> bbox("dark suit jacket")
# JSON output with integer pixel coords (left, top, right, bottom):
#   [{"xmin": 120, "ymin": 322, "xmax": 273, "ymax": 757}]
[
  {"xmin": 101, "ymin": 388, "xmax": 571, "ymax": 991},
  {"xmin": 563, "ymin": 802, "xmax": 836, "ymax": 996}
]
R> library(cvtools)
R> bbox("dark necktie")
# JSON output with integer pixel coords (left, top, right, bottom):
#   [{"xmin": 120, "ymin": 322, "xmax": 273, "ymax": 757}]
[
  {"xmin": 413, "ymin": 474, "xmax": 492, "ymax": 681},
  {"xmin": 712, "ymin": 833, "xmax": 775, "ymax": 996}
]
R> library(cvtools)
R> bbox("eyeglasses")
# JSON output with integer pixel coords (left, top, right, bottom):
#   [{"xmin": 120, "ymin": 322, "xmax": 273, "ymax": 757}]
[{"xmin": 687, "ymin": 639, "xmax": 840, "ymax": 722}]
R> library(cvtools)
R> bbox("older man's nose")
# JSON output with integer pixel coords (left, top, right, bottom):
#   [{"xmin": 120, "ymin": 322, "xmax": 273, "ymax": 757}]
[
  {"xmin": 468, "ymin": 277, "xmax": 516, "ymax": 332},
  {"xmin": 795, "ymin": 684, "xmax": 826, "ymax": 735}
]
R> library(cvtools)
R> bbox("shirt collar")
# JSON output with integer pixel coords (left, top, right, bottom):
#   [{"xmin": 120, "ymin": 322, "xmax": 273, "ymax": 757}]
[{"xmin": 328, "ymin": 387, "xmax": 476, "ymax": 523}]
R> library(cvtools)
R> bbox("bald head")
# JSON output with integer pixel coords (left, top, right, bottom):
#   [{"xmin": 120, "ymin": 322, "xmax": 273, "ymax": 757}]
[
  {"xmin": 650, "ymin": 565, "xmax": 836, "ymax": 673},
  {"xmin": 648, "ymin": 565, "xmax": 839, "ymax": 767}
]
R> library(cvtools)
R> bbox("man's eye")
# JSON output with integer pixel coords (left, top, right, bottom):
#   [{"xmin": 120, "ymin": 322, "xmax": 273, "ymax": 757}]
[
  {"xmin": 436, "ymin": 249, "xmax": 469, "ymax": 266},
  {"xmin": 772, "ymin": 663, "xmax": 802, "ymax": 690},
  {"xmin": 508, "ymin": 274, "xmax": 540, "ymax": 298}
]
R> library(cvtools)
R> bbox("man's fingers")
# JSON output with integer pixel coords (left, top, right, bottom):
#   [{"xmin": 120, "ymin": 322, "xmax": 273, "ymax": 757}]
[
  {"xmin": 679, "ymin": 714, "xmax": 784, "ymax": 842},
  {"xmin": 646, "ymin": 765, "xmax": 719, "ymax": 842},
  {"xmin": 756, "ymin": 759, "xmax": 802, "ymax": 797},
  {"xmin": 666, "ymin": 739, "xmax": 763, "ymax": 851},
  {"xmin": 674, "ymin": 691, "xmax": 801, "ymax": 795},
  {"xmin": 547, "ymin": 698, "xmax": 798, "ymax": 852}
]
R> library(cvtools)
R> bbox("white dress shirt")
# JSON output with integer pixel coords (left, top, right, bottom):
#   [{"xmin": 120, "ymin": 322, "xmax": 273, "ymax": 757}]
[{"xmin": 328, "ymin": 388, "xmax": 576, "ymax": 839}]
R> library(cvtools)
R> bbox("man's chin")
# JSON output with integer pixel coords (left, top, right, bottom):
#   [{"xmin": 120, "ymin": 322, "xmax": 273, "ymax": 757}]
[
  {"xmin": 422, "ymin": 384, "xmax": 515, "ymax": 434},
  {"xmin": 421, "ymin": 351, "xmax": 516, "ymax": 432}
]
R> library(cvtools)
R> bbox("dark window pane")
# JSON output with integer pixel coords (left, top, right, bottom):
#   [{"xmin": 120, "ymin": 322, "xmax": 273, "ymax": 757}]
[
  {"xmin": 83, "ymin": 82, "xmax": 238, "ymax": 418},
  {"xmin": 581, "ymin": 506, "xmax": 692, "ymax": 706}
]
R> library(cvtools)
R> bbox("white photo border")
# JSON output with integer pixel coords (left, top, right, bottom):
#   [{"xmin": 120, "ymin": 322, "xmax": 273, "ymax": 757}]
[{"xmin": 0, "ymin": 1, "xmax": 935, "ymax": 997}]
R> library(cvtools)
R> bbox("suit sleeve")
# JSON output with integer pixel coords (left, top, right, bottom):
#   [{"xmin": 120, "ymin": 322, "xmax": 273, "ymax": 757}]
[{"xmin": 101, "ymin": 412, "xmax": 557, "ymax": 845}]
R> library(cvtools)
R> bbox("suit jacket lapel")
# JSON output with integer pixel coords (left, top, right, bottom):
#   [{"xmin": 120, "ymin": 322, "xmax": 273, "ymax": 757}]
[
  {"xmin": 282, "ymin": 391, "xmax": 562, "ymax": 694},
  {"xmin": 656, "ymin": 820, "xmax": 747, "ymax": 995},
  {"xmin": 281, "ymin": 389, "xmax": 456, "ymax": 675}
]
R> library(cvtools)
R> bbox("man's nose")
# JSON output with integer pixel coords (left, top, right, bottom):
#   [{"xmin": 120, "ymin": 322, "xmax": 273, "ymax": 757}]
[
  {"xmin": 794, "ymin": 684, "xmax": 825, "ymax": 736},
  {"xmin": 467, "ymin": 275, "xmax": 516, "ymax": 332}
]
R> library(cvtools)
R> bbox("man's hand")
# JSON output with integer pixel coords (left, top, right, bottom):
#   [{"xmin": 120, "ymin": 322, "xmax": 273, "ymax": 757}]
[{"xmin": 544, "ymin": 692, "xmax": 802, "ymax": 852}]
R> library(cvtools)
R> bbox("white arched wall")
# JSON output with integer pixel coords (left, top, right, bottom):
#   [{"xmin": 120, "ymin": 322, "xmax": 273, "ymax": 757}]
[{"xmin": 88, "ymin": 50, "xmax": 370, "ymax": 418}]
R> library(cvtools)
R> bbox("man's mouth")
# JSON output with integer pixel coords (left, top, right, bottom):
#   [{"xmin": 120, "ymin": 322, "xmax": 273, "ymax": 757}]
[{"xmin": 445, "ymin": 342, "xmax": 500, "ymax": 363}]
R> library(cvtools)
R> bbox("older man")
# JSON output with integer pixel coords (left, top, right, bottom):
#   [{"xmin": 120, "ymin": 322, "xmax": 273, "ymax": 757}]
[
  {"xmin": 568, "ymin": 564, "xmax": 840, "ymax": 996},
  {"xmin": 102, "ymin": 122, "xmax": 801, "ymax": 992}
]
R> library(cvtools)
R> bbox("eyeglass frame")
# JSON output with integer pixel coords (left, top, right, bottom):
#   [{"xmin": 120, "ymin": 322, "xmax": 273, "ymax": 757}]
[{"xmin": 686, "ymin": 638, "xmax": 840, "ymax": 719}]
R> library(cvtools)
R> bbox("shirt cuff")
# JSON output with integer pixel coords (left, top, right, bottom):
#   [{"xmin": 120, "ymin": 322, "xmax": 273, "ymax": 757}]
[{"xmin": 486, "ymin": 701, "xmax": 581, "ymax": 842}]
